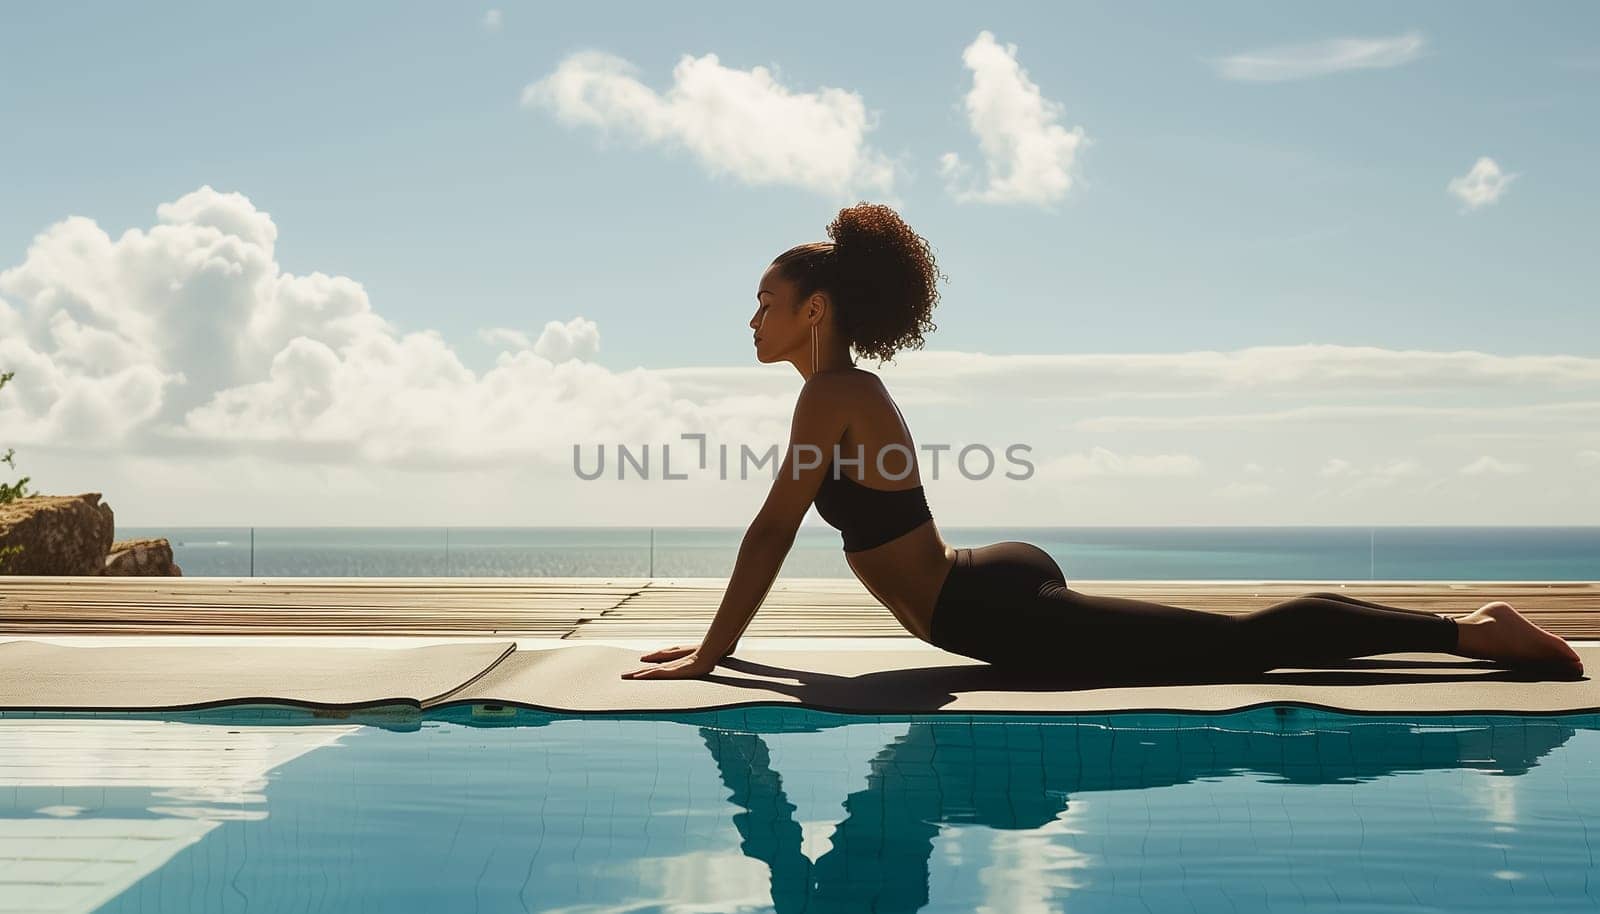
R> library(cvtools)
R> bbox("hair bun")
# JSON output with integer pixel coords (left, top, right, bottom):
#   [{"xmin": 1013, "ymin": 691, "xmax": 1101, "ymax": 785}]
[{"xmin": 770, "ymin": 202, "xmax": 945, "ymax": 366}]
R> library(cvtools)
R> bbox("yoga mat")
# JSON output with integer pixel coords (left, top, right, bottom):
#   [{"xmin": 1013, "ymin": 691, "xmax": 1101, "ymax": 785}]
[
  {"xmin": 0, "ymin": 640, "xmax": 516, "ymax": 710},
  {"xmin": 1, "ymin": 640, "xmax": 1592, "ymax": 715},
  {"xmin": 439, "ymin": 644, "xmax": 1600, "ymax": 715}
]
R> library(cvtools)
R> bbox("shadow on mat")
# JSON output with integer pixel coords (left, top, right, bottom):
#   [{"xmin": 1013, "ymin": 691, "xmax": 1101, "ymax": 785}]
[{"xmin": 705, "ymin": 655, "xmax": 1586, "ymax": 711}]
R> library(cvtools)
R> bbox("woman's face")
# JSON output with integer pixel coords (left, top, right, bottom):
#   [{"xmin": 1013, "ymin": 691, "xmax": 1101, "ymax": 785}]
[{"xmin": 748, "ymin": 264, "xmax": 809, "ymax": 365}]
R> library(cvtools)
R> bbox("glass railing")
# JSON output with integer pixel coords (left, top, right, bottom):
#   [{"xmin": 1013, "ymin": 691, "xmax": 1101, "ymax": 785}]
[{"xmin": 108, "ymin": 525, "xmax": 1600, "ymax": 580}]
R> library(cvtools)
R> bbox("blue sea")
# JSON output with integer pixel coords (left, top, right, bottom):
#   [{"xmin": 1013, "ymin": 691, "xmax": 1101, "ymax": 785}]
[{"xmin": 113, "ymin": 526, "xmax": 1600, "ymax": 580}]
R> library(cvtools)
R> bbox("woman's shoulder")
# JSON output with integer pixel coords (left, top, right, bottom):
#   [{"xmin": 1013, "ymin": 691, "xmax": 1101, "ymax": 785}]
[
  {"xmin": 801, "ymin": 366, "xmax": 888, "ymax": 402},
  {"xmin": 806, "ymin": 364, "xmax": 884, "ymax": 387}
]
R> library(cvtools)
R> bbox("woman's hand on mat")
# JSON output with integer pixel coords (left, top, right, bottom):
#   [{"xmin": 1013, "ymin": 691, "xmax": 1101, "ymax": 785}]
[
  {"xmin": 621, "ymin": 645, "xmax": 718, "ymax": 679},
  {"xmin": 636, "ymin": 644, "xmax": 699, "ymax": 662}
]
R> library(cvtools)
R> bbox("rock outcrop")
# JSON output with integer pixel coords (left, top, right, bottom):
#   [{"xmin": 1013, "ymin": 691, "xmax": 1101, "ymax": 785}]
[
  {"xmin": 102, "ymin": 537, "xmax": 183, "ymax": 576},
  {"xmin": 0, "ymin": 493, "xmax": 182, "ymax": 575}
]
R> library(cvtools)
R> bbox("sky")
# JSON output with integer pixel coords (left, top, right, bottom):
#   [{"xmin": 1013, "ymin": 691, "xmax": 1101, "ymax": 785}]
[{"xmin": 1, "ymin": 1, "xmax": 1597, "ymax": 527}]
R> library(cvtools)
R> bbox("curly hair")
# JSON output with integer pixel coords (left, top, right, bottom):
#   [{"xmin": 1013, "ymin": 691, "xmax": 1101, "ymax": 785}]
[{"xmin": 771, "ymin": 202, "xmax": 946, "ymax": 365}]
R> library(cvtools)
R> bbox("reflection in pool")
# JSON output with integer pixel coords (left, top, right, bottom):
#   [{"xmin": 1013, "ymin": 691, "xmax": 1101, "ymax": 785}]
[{"xmin": 1, "ymin": 705, "xmax": 1596, "ymax": 912}]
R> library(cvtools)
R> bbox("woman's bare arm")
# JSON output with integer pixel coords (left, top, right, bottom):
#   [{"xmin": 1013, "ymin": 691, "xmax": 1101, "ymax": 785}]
[
  {"xmin": 622, "ymin": 375, "xmax": 850, "ymax": 679},
  {"xmin": 697, "ymin": 521, "xmax": 794, "ymax": 659}
]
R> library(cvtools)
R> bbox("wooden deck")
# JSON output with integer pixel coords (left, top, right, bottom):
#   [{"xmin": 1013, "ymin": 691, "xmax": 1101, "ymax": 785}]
[{"xmin": 2, "ymin": 577, "xmax": 1597, "ymax": 639}]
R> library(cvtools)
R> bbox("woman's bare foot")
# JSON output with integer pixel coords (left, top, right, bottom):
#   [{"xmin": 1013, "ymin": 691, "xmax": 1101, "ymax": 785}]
[{"xmin": 1452, "ymin": 602, "xmax": 1583, "ymax": 673}]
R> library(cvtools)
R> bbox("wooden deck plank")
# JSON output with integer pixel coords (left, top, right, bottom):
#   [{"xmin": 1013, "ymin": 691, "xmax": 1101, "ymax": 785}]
[{"xmin": 1, "ymin": 577, "xmax": 1596, "ymax": 638}]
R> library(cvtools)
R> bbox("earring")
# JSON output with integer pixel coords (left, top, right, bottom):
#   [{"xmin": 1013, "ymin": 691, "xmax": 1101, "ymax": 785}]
[{"xmin": 810, "ymin": 324, "xmax": 818, "ymax": 375}]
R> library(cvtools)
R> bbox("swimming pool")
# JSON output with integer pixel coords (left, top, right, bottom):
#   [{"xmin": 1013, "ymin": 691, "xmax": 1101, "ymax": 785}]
[{"xmin": 2, "ymin": 705, "xmax": 1596, "ymax": 912}]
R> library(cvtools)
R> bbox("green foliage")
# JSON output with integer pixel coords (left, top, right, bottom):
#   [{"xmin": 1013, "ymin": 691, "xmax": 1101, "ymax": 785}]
[{"xmin": 0, "ymin": 369, "xmax": 32, "ymax": 572}]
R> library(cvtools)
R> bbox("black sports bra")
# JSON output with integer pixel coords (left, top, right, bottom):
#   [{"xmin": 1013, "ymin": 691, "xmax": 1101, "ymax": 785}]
[{"xmin": 812, "ymin": 458, "xmax": 933, "ymax": 552}]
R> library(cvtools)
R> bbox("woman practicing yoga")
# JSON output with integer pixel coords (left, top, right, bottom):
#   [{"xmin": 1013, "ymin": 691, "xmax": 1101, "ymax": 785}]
[{"xmin": 622, "ymin": 203, "xmax": 1583, "ymax": 681}]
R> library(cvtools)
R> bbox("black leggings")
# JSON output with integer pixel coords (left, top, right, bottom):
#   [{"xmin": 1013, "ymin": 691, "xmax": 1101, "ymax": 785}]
[{"xmin": 927, "ymin": 541, "xmax": 1461, "ymax": 676}]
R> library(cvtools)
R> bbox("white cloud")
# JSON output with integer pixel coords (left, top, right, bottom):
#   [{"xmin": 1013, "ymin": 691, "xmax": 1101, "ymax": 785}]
[
  {"xmin": 0, "ymin": 188, "xmax": 745, "ymax": 469},
  {"xmin": 478, "ymin": 327, "xmax": 531, "ymax": 350},
  {"xmin": 1040, "ymin": 446, "xmax": 1202, "ymax": 480},
  {"xmin": 1315, "ymin": 457, "xmax": 1425, "ymax": 496},
  {"xmin": 1459, "ymin": 456, "xmax": 1528, "ymax": 476},
  {"xmin": 482, "ymin": 8, "xmax": 502, "ymax": 30},
  {"xmin": 521, "ymin": 49, "xmax": 897, "ymax": 198},
  {"xmin": 839, "ymin": 344, "xmax": 1600, "ymax": 411},
  {"xmin": 155, "ymin": 187, "xmax": 278, "ymax": 247},
  {"xmin": 1312, "ymin": 461, "xmax": 1427, "ymax": 496},
  {"xmin": 1375, "ymin": 458, "xmax": 1424, "ymax": 478},
  {"xmin": 1320, "ymin": 458, "xmax": 1358, "ymax": 478},
  {"xmin": 531, "ymin": 316, "xmax": 600, "ymax": 363},
  {"xmin": 1212, "ymin": 31, "xmax": 1425, "ymax": 81},
  {"xmin": 476, "ymin": 320, "xmax": 601, "ymax": 363},
  {"xmin": 1448, "ymin": 156, "xmax": 1517, "ymax": 211},
  {"xmin": 4, "ymin": 189, "xmax": 1596, "ymax": 525},
  {"xmin": 940, "ymin": 31, "xmax": 1086, "ymax": 207}
]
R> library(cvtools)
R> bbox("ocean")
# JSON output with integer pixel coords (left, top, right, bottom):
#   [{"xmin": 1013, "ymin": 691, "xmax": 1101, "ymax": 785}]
[{"xmin": 112, "ymin": 525, "xmax": 1600, "ymax": 580}]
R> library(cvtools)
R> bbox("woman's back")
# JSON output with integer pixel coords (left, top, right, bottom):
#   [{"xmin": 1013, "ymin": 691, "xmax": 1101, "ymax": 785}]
[{"xmin": 812, "ymin": 368, "xmax": 956, "ymax": 640}]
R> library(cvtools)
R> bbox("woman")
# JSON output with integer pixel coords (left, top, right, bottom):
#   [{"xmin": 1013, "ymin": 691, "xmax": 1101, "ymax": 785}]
[{"xmin": 622, "ymin": 204, "xmax": 1583, "ymax": 681}]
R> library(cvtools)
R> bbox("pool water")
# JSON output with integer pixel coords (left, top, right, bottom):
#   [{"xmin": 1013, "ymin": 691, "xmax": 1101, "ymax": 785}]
[{"xmin": 1, "ymin": 705, "xmax": 1597, "ymax": 913}]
